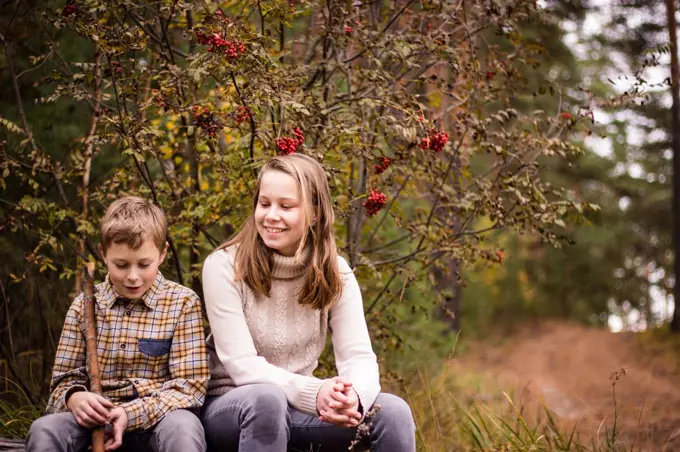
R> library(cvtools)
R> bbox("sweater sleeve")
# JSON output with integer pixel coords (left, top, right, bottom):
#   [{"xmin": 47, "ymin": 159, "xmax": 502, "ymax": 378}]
[
  {"xmin": 329, "ymin": 257, "xmax": 381, "ymax": 411},
  {"xmin": 202, "ymin": 249, "xmax": 325, "ymax": 416}
]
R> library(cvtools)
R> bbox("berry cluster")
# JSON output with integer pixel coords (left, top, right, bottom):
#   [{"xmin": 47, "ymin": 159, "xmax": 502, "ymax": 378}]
[
  {"xmin": 234, "ymin": 105, "xmax": 252, "ymax": 125},
  {"xmin": 363, "ymin": 189, "xmax": 387, "ymax": 217},
  {"xmin": 62, "ymin": 4, "xmax": 77, "ymax": 16},
  {"xmin": 275, "ymin": 128, "xmax": 304, "ymax": 155},
  {"xmin": 561, "ymin": 112, "xmax": 572, "ymax": 120},
  {"xmin": 374, "ymin": 156, "xmax": 391, "ymax": 174},
  {"xmin": 288, "ymin": 0, "xmax": 295, "ymax": 13},
  {"xmin": 214, "ymin": 10, "xmax": 229, "ymax": 22},
  {"xmin": 196, "ymin": 31, "xmax": 246, "ymax": 61},
  {"xmin": 345, "ymin": 25, "xmax": 352, "ymax": 34},
  {"xmin": 152, "ymin": 89, "xmax": 167, "ymax": 108},
  {"xmin": 419, "ymin": 127, "xmax": 449, "ymax": 152},
  {"xmin": 192, "ymin": 106, "xmax": 221, "ymax": 138},
  {"xmin": 104, "ymin": 61, "xmax": 122, "ymax": 77}
]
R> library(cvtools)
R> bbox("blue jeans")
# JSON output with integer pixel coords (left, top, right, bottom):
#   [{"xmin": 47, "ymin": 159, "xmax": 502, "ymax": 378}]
[
  {"xmin": 26, "ymin": 409, "xmax": 206, "ymax": 452},
  {"xmin": 200, "ymin": 384, "xmax": 416, "ymax": 452}
]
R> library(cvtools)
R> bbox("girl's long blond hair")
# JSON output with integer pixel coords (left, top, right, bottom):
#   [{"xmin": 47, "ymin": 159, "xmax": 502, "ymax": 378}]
[{"xmin": 218, "ymin": 154, "xmax": 342, "ymax": 310}]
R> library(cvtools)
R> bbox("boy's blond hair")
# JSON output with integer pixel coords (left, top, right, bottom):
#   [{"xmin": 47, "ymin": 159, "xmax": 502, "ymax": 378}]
[{"xmin": 100, "ymin": 196, "xmax": 167, "ymax": 253}]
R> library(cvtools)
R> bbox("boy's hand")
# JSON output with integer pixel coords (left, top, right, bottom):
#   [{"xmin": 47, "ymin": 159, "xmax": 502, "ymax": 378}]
[
  {"xmin": 104, "ymin": 407, "xmax": 128, "ymax": 451},
  {"xmin": 316, "ymin": 377, "xmax": 362, "ymax": 427},
  {"xmin": 66, "ymin": 392, "xmax": 113, "ymax": 428}
]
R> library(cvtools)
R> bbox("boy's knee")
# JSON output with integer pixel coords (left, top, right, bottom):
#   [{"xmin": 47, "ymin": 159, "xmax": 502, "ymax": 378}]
[
  {"xmin": 29, "ymin": 415, "xmax": 53, "ymax": 436},
  {"xmin": 155, "ymin": 410, "xmax": 206, "ymax": 452},
  {"xmin": 27, "ymin": 413, "xmax": 87, "ymax": 452},
  {"xmin": 29, "ymin": 412, "xmax": 75, "ymax": 436},
  {"xmin": 158, "ymin": 409, "xmax": 204, "ymax": 434}
]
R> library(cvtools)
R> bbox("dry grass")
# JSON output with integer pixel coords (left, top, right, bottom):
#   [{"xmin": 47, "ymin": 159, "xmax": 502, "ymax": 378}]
[{"xmin": 396, "ymin": 322, "xmax": 680, "ymax": 451}]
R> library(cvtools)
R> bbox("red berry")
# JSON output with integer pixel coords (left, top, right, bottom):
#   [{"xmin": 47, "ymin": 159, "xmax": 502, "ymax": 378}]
[
  {"xmin": 275, "ymin": 128, "xmax": 305, "ymax": 155},
  {"xmin": 374, "ymin": 156, "xmax": 391, "ymax": 174},
  {"xmin": 62, "ymin": 4, "xmax": 77, "ymax": 16},
  {"xmin": 345, "ymin": 25, "xmax": 352, "ymax": 34},
  {"xmin": 419, "ymin": 127, "xmax": 449, "ymax": 152},
  {"xmin": 562, "ymin": 112, "xmax": 572, "ymax": 119},
  {"xmin": 193, "ymin": 106, "xmax": 221, "ymax": 138},
  {"xmin": 196, "ymin": 29, "xmax": 246, "ymax": 61},
  {"xmin": 363, "ymin": 189, "xmax": 387, "ymax": 216},
  {"xmin": 235, "ymin": 106, "xmax": 252, "ymax": 125}
]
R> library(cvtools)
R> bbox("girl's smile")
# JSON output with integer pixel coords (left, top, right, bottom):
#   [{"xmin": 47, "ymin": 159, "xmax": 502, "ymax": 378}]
[{"xmin": 255, "ymin": 169, "xmax": 307, "ymax": 257}]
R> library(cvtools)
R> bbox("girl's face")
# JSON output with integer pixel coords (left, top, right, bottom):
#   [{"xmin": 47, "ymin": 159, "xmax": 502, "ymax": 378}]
[{"xmin": 255, "ymin": 169, "xmax": 308, "ymax": 257}]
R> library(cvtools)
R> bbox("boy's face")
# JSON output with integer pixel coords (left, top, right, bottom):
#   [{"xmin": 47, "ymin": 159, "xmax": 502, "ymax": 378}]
[{"xmin": 101, "ymin": 239, "xmax": 168, "ymax": 300}]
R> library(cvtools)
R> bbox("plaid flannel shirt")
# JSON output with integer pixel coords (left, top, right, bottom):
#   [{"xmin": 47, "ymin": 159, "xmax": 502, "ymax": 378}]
[{"xmin": 46, "ymin": 272, "xmax": 209, "ymax": 431}]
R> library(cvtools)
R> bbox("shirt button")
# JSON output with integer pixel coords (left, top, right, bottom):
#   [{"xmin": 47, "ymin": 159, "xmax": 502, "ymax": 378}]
[
  {"xmin": 120, "ymin": 343, "xmax": 126, "ymax": 350},
  {"xmin": 125, "ymin": 310, "xmax": 132, "ymax": 316}
]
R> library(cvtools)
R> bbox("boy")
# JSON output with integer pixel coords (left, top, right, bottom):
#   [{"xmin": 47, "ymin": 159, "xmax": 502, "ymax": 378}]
[{"xmin": 27, "ymin": 196, "xmax": 210, "ymax": 452}]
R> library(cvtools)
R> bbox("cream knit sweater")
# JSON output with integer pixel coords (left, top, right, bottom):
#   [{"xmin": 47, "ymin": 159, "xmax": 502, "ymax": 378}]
[{"xmin": 202, "ymin": 245, "xmax": 381, "ymax": 416}]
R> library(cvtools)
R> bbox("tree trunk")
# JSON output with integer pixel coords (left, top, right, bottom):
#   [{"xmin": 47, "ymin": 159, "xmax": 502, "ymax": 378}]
[
  {"xmin": 666, "ymin": 0, "xmax": 680, "ymax": 332},
  {"xmin": 434, "ymin": 258, "xmax": 461, "ymax": 331}
]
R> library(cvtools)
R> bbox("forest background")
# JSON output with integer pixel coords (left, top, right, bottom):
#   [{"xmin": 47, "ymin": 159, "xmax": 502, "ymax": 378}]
[{"xmin": 1, "ymin": 0, "xmax": 680, "ymax": 450}]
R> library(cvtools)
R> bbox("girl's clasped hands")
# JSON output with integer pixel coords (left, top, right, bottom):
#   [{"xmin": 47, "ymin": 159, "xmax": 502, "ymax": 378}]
[{"xmin": 316, "ymin": 376, "xmax": 363, "ymax": 427}]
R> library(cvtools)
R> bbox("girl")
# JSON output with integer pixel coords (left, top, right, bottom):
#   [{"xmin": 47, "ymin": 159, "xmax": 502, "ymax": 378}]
[{"xmin": 200, "ymin": 154, "xmax": 416, "ymax": 451}]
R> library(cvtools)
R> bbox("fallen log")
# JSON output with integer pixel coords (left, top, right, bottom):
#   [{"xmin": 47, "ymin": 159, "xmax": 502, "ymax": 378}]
[{"xmin": 0, "ymin": 437, "xmax": 24, "ymax": 451}]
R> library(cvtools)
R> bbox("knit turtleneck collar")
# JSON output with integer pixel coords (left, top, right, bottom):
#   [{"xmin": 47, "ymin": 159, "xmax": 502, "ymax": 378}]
[{"xmin": 271, "ymin": 245, "xmax": 311, "ymax": 280}]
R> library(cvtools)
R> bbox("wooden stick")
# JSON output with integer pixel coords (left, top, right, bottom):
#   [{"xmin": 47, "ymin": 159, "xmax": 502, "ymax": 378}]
[{"xmin": 83, "ymin": 262, "xmax": 105, "ymax": 452}]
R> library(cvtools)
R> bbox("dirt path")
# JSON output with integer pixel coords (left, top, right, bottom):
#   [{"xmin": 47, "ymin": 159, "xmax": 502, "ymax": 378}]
[{"xmin": 454, "ymin": 322, "xmax": 680, "ymax": 451}]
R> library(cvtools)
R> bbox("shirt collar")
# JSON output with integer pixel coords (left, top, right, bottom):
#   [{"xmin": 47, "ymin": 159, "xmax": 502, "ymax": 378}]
[{"xmin": 98, "ymin": 272, "xmax": 165, "ymax": 309}]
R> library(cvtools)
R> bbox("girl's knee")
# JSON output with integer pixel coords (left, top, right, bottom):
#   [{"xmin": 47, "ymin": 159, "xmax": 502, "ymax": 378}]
[
  {"xmin": 247, "ymin": 384, "xmax": 288, "ymax": 412},
  {"xmin": 202, "ymin": 384, "xmax": 288, "ymax": 426},
  {"xmin": 373, "ymin": 393, "xmax": 415, "ymax": 428}
]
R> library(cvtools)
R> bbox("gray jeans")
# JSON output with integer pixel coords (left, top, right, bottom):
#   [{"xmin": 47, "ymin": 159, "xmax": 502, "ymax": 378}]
[
  {"xmin": 26, "ymin": 408, "xmax": 206, "ymax": 452},
  {"xmin": 200, "ymin": 384, "xmax": 416, "ymax": 452}
]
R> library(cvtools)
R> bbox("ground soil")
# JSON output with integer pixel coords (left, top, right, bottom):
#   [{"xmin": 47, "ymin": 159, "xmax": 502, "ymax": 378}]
[{"xmin": 453, "ymin": 321, "xmax": 680, "ymax": 451}]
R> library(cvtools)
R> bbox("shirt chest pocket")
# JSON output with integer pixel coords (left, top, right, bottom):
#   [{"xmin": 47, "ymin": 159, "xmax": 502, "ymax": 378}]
[
  {"xmin": 138, "ymin": 338, "xmax": 173, "ymax": 357},
  {"xmin": 136, "ymin": 338, "xmax": 173, "ymax": 379}
]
